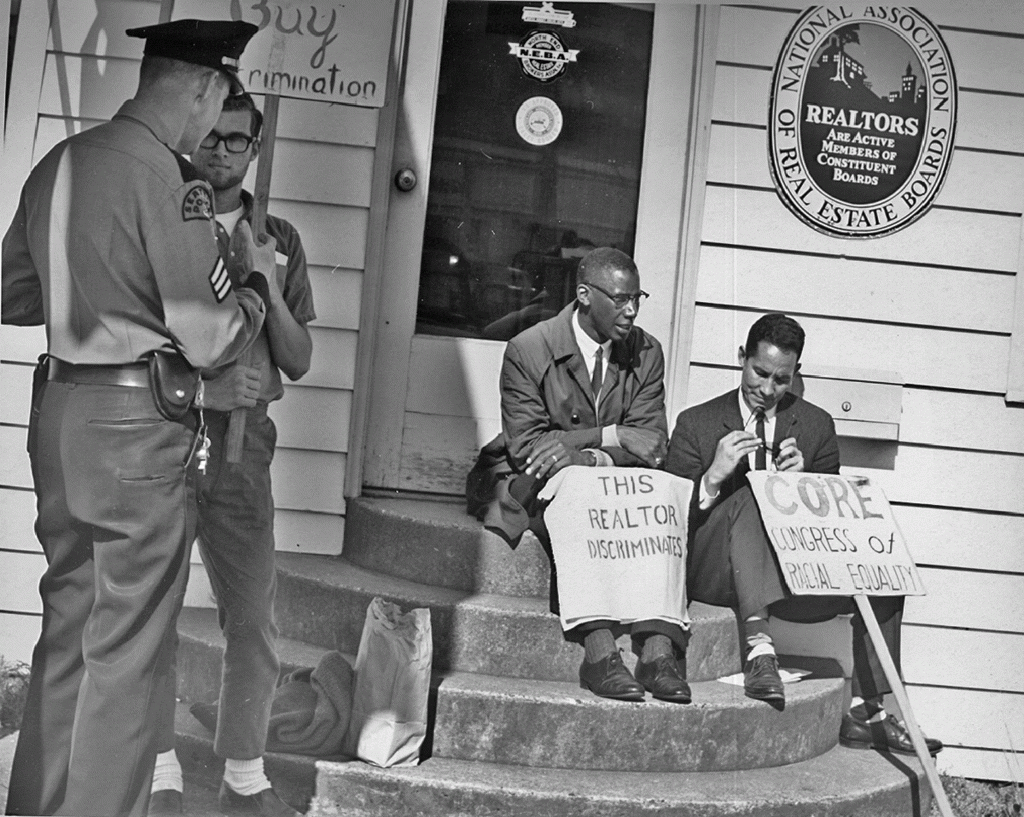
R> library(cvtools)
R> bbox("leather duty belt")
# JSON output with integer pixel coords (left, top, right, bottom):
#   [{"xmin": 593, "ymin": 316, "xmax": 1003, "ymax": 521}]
[{"xmin": 47, "ymin": 358, "xmax": 149, "ymax": 388}]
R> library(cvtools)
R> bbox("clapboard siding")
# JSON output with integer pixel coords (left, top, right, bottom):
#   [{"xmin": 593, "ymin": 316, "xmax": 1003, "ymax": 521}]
[
  {"xmin": 702, "ymin": 185, "xmax": 1021, "ymax": 274},
  {"xmin": 684, "ymin": 362, "xmax": 1024, "ymax": 455},
  {"xmin": 302, "ymin": 326, "xmax": 359, "ymax": 391},
  {"xmin": 706, "ymin": 123, "xmax": 1024, "ymax": 215},
  {"xmin": 691, "ymin": 305, "xmax": 1012, "ymax": 394},
  {"xmin": 696, "ymin": 244, "xmax": 1017, "ymax": 333},
  {"xmin": 907, "ymin": 686, "xmax": 1024, "ymax": 754},
  {"xmin": 270, "ymin": 385, "xmax": 352, "ymax": 453},
  {"xmin": 717, "ymin": 6, "xmax": 1024, "ymax": 94},
  {"xmin": 307, "ymin": 267, "xmax": 362, "ymax": 331},
  {"xmin": 270, "ymin": 449, "xmax": 347, "ymax": 516},
  {"xmin": 905, "ymin": 569, "xmax": 1024, "ymax": 633},
  {"xmin": 712, "ymin": 64, "xmax": 1024, "ymax": 156},
  {"xmin": 903, "ymin": 627, "xmax": 1024, "ymax": 694},
  {"xmin": 700, "ymin": 5, "xmax": 1024, "ymax": 781}
]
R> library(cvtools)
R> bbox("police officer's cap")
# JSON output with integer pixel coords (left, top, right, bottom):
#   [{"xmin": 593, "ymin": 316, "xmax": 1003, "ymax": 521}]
[{"xmin": 126, "ymin": 19, "xmax": 258, "ymax": 94}]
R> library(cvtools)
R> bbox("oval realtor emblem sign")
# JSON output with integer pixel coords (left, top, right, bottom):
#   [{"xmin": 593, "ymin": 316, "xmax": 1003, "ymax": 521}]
[{"xmin": 768, "ymin": 7, "xmax": 957, "ymax": 238}]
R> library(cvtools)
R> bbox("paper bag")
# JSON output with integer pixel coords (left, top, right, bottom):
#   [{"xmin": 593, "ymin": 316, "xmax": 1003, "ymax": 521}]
[{"xmin": 343, "ymin": 597, "xmax": 432, "ymax": 767}]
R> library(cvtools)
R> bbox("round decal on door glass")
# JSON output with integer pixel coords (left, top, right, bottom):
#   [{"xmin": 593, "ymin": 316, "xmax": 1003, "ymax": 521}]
[
  {"xmin": 768, "ymin": 7, "xmax": 957, "ymax": 238},
  {"xmin": 509, "ymin": 29, "xmax": 579, "ymax": 83},
  {"xmin": 516, "ymin": 96, "xmax": 563, "ymax": 146}
]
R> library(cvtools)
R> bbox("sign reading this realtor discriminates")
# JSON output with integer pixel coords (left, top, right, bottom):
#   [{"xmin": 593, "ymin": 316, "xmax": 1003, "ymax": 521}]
[
  {"xmin": 539, "ymin": 468, "xmax": 693, "ymax": 630},
  {"xmin": 768, "ymin": 6, "xmax": 956, "ymax": 238},
  {"xmin": 174, "ymin": 0, "xmax": 397, "ymax": 107},
  {"xmin": 746, "ymin": 472, "xmax": 925, "ymax": 597}
]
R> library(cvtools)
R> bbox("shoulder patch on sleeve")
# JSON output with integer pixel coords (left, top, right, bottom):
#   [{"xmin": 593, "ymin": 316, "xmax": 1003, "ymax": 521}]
[
  {"xmin": 209, "ymin": 257, "xmax": 231, "ymax": 303},
  {"xmin": 183, "ymin": 182, "xmax": 213, "ymax": 222}
]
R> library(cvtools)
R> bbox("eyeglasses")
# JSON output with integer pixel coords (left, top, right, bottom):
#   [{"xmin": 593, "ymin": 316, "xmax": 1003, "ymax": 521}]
[
  {"xmin": 199, "ymin": 130, "xmax": 255, "ymax": 153},
  {"xmin": 585, "ymin": 281, "xmax": 649, "ymax": 310}
]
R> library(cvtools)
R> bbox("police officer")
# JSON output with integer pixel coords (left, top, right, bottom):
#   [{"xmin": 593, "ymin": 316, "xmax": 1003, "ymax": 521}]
[{"xmin": 2, "ymin": 19, "xmax": 272, "ymax": 817}]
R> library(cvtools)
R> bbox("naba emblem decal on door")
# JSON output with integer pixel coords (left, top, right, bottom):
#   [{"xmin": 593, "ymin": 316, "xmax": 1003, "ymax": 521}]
[
  {"xmin": 767, "ymin": 7, "xmax": 957, "ymax": 238},
  {"xmin": 509, "ymin": 29, "xmax": 579, "ymax": 83}
]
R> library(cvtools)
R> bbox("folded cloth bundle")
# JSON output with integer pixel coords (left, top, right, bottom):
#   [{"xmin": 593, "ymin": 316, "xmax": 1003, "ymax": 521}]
[{"xmin": 191, "ymin": 650, "xmax": 355, "ymax": 757}]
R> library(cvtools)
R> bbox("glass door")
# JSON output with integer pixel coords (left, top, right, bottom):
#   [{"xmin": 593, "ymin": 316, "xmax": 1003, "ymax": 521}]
[{"xmin": 416, "ymin": 2, "xmax": 653, "ymax": 341}]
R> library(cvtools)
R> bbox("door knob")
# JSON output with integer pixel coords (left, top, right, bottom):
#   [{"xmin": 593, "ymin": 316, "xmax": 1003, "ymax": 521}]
[{"xmin": 394, "ymin": 168, "xmax": 417, "ymax": 192}]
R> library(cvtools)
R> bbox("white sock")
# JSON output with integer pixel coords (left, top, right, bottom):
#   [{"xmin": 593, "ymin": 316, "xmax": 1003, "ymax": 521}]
[
  {"xmin": 151, "ymin": 749, "xmax": 183, "ymax": 793},
  {"xmin": 746, "ymin": 642, "xmax": 776, "ymax": 660},
  {"xmin": 223, "ymin": 757, "xmax": 272, "ymax": 797}
]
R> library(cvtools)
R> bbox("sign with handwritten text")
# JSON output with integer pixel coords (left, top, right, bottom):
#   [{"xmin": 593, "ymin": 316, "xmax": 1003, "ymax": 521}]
[
  {"xmin": 747, "ymin": 471, "xmax": 925, "ymax": 596},
  {"xmin": 538, "ymin": 467, "xmax": 693, "ymax": 630},
  {"xmin": 174, "ymin": 0, "xmax": 397, "ymax": 107}
]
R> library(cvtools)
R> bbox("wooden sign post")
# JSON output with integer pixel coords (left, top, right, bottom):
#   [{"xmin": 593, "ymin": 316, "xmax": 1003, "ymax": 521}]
[
  {"xmin": 746, "ymin": 471, "xmax": 953, "ymax": 817},
  {"xmin": 225, "ymin": 27, "xmax": 285, "ymax": 463}
]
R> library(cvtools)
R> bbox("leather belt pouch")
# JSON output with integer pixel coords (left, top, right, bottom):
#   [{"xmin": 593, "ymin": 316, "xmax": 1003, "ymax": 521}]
[{"xmin": 148, "ymin": 350, "xmax": 199, "ymax": 421}]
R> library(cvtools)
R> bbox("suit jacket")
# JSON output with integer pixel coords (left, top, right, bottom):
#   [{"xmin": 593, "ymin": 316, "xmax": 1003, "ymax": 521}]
[
  {"xmin": 664, "ymin": 389, "xmax": 840, "ymax": 537},
  {"xmin": 500, "ymin": 302, "xmax": 668, "ymax": 472}
]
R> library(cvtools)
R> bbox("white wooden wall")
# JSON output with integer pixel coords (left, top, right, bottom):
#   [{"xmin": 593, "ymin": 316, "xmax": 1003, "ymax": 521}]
[
  {"xmin": 0, "ymin": 0, "xmax": 369, "ymax": 645},
  {"xmin": 688, "ymin": 3, "xmax": 1024, "ymax": 782}
]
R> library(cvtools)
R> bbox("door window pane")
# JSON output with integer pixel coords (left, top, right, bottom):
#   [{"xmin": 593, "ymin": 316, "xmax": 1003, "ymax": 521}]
[{"xmin": 416, "ymin": 1, "xmax": 653, "ymax": 340}]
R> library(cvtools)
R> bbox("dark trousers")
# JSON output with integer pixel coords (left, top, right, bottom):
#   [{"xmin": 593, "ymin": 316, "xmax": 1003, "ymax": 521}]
[
  {"xmin": 7, "ymin": 381, "xmax": 196, "ymax": 817},
  {"xmin": 155, "ymin": 404, "xmax": 281, "ymax": 761},
  {"xmin": 688, "ymin": 486, "xmax": 902, "ymax": 699}
]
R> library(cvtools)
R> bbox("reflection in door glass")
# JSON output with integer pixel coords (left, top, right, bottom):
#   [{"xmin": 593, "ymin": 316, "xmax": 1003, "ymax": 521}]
[{"xmin": 416, "ymin": 2, "xmax": 653, "ymax": 340}]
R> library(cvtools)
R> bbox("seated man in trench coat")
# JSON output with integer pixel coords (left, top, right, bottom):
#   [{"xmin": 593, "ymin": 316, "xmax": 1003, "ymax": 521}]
[{"xmin": 478, "ymin": 247, "xmax": 691, "ymax": 704}]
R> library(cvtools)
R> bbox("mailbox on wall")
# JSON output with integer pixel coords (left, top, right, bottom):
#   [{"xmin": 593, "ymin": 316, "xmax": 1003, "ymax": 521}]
[{"xmin": 800, "ymin": 367, "xmax": 902, "ymax": 441}]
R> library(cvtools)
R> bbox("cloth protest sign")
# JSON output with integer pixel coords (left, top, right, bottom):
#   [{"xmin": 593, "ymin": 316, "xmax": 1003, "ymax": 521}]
[
  {"xmin": 746, "ymin": 471, "xmax": 925, "ymax": 596},
  {"xmin": 538, "ymin": 466, "xmax": 693, "ymax": 630}
]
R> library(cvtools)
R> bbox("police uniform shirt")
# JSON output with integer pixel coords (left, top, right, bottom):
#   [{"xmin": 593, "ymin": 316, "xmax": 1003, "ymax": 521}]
[
  {"xmin": 2, "ymin": 98, "xmax": 264, "ymax": 370},
  {"xmin": 208, "ymin": 189, "xmax": 316, "ymax": 403}
]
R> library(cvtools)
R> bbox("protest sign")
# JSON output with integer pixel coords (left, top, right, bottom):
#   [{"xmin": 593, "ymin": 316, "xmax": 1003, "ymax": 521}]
[
  {"xmin": 173, "ymin": 0, "xmax": 397, "ymax": 107},
  {"xmin": 745, "ymin": 471, "xmax": 924, "ymax": 597},
  {"xmin": 538, "ymin": 467, "xmax": 693, "ymax": 631}
]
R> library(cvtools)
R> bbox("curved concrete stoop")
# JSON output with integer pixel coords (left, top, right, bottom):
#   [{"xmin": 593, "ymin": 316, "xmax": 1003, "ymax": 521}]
[{"xmin": 172, "ymin": 494, "xmax": 931, "ymax": 816}]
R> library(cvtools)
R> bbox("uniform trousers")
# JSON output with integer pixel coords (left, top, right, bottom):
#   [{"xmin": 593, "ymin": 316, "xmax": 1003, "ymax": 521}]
[
  {"xmin": 156, "ymin": 403, "xmax": 281, "ymax": 762},
  {"xmin": 7, "ymin": 379, "xmax": 196, "ymax": 817},
  {"xmin": 687, "ymin": 485, "xmax": 903, "ymax": 699}
]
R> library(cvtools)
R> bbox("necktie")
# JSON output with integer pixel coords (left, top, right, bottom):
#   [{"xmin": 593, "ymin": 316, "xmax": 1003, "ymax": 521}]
[
  {"xmin": 591, "ymin": 348, "xmax": 603, "ymax": 404},
  {"xmin": 754, "ymin": 409, "xmax": 767, "ymax": 471}
]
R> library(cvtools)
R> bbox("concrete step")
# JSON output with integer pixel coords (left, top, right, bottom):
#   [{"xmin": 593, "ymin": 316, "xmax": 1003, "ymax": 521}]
[
  {"xmin": 174, "ymin": 701, "xmax": 319, "ymax": 814},
  {"xmin": 309, "ymin": 747, "xmax": 933, "ymax": 817},
  {"xmin": 175, "ymin": 607, "xmax": 331, "ymax": 705},
  {"xmin": 343, "ymin": 495, "xmax": 553, "ymax": 598},
  {"xmin": 274, "ymin": 553, "xmax": 742, "ymax": 683},
  {"xmin": 431, "ymin": 667, "xmax": 845, "ymax": 772},
  {"xmin": 175, "ymin": 609, "xmax": 843, "ymax": 774}
]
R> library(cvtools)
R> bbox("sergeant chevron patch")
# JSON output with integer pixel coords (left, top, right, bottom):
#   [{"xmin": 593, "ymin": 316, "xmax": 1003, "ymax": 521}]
[{"xmin": 209, "ymin": 258, "xmax": 231, "ymax": 303}]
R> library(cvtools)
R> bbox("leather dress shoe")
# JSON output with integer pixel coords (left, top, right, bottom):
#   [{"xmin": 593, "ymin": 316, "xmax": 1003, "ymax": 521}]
[
  {"xmin": 635, "ymin": 654, "xmax": 692, "ymax": 703},
  {"xmin": 579, "ymin": 651, "xmax": 645, "ymax": 701},
  {"xmin": 218, "ymin": 782, "xmax": 301, "ymax": 816},
  {"xmin": 743, "ymin": 654, "xmax": 785, "ymax": 705},
  {"xmin": 840, "ymin": 711, "xmax": 944, "ymax": 756},
  {"xmin": 147, "ymin": 789, "xmax": 183, "ymax": 816}
]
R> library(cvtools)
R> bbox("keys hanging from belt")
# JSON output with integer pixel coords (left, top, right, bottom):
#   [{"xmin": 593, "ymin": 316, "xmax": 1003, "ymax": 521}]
[{"xmin": 187, "ymin": 408, "xmax": 211, "ymax": 475}]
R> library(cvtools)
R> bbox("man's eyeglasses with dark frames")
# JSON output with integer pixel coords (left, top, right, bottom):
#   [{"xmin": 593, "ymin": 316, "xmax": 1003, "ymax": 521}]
[
  {"xmin": 199, "ymin": 131, "xmax": 255, "ymax": 153},
  {"xmin": 585, "ymin": 281, "xmax": 650, "ymax": 310}
]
